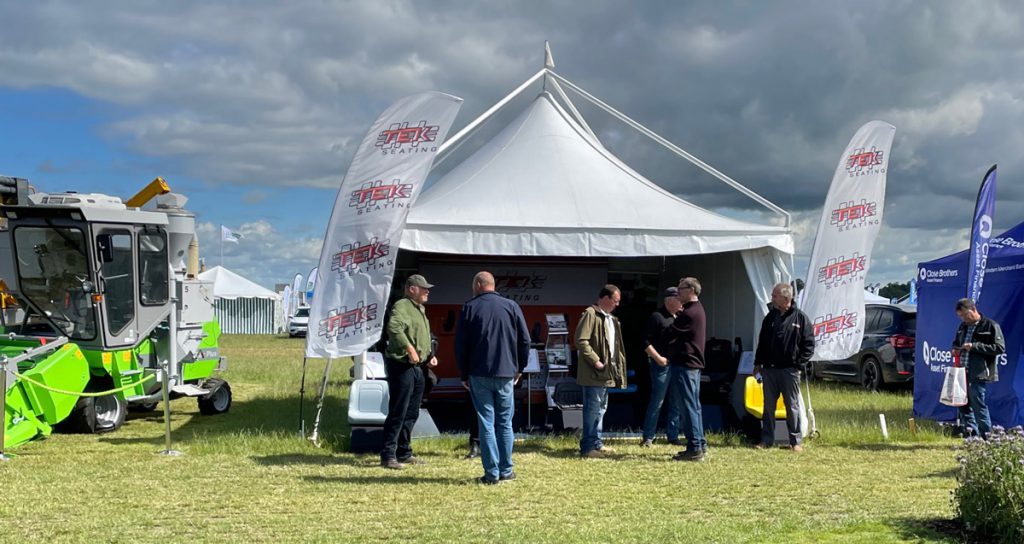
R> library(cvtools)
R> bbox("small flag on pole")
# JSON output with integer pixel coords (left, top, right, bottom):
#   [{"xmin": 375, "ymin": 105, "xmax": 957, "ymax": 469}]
[{"xmin": 221, "ymin": 225, "xmax": 242, "ymax": 244}]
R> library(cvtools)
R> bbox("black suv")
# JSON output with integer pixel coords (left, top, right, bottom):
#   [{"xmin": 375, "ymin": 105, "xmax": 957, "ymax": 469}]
[{"xmin": 811, "ymin": 303, "xmax": 916, "ymax": 391}]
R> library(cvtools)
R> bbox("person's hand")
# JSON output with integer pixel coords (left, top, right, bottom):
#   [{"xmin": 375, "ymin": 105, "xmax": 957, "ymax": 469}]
[
  {"xmin": 461, "ymin": 380, "xmax": 470, "ymax": 391},
  {"xmin": 961, "ymin": 343, "xmax": 973, "ymax": 352},
  {"xmin": 656, "ymin": 355, "xmax": 669, "ymax": 367},
  {"xmin": 595, "ymin": 361, "xmax": 605, "ymax": 370},
  {"xmin": 427, "ymin": 356, "xmax": 438, "ymax": 368}
]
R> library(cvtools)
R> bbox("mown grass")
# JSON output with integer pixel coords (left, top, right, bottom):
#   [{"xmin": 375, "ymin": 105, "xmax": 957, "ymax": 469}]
[{"xmin": 1, "ymin": 335, "xmax": 964, "ymax": 543}]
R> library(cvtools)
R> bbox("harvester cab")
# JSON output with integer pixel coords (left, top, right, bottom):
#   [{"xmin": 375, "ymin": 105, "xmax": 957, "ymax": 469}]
[{"xmin": 1, "ymin": 176, "xmax": 231, "ymax": 448}]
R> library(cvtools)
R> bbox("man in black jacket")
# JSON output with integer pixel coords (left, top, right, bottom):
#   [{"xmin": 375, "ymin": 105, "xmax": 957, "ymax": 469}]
[
  {"xmin": 455, "ymin": 271, "xmax": 531, "ymax": 484},
  {"xmin": 952, "ymin": 298, "xmax": 1006, "ymax": 439},
  {"xmin": 753, "ymin": 282, "xmax": 814, "ymax": 451}
]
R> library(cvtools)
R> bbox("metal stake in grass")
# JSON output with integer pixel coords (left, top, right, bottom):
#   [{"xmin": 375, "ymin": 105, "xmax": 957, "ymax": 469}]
[
  {"xmin": 879, "ymin": 413, "xmax": 889, "ymax": 440},
  {"xmin": 158, "ymin": 343, "xmax": 182, "ymax": 457},
  {"xmin": 298, "ymin": 356, "xmax": 309, "ymax": 438},
  {"xmin": 0, "ymin": 355, "xmax": 11, "ymax": 462}
]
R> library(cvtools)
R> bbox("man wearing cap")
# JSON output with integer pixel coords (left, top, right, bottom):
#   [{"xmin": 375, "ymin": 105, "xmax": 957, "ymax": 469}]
[
  {"xmin": 381, "ymin": 274, "xmax": 438, "ymax": 470},
  {"xmin": 640, "ymin": 287, "xmax": 683, "ymax": 447},
  {"xmin": 456, "ymin": 271, "xmax": 531, "ymax": 484}
]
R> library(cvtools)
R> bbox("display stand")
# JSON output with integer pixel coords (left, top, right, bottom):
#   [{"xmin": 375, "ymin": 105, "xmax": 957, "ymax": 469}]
[
  {"xmin": 543, "ymin": 314, "xmax": 574, "ymax": 429},
  {"xmin": 522, "ymin": 348, "xmax": 541, "ymax": 430}
]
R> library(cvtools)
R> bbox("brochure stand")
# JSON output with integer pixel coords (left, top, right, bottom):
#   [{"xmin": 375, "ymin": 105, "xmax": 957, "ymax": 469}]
[
  {"xmin": 523, "ymin": 349, "xmax": 541, "ymax": 429},
  {"xmin": 543, "ymin": 314, "xmax": 573, "ymax": 428}
]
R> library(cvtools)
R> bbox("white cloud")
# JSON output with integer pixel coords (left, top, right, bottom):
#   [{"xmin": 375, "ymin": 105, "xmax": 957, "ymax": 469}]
[{"xmin": 3, "ymin": 0, "xmax": 1024, "ymax": 288}]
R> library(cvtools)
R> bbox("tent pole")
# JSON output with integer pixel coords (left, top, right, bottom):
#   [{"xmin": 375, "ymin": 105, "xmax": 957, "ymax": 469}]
[
  {"xmin": 546, "ymin": 76, "xmax": 599, "ymax": 141},
  {"xmin": 547, "ymin": 70, "xmax": 791, "ymax": 229},
  {"xmin": 434, "ymin": 68, "xmax": 547, "ymax": 168}
]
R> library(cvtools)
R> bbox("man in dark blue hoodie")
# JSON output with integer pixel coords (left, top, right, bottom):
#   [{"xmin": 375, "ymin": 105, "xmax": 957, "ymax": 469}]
[{"xmin": 455, "ymin": 271, "xmax": 531, "ymax": 484}]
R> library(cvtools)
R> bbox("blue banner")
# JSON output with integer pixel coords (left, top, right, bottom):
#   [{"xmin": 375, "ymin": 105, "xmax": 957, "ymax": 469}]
[
  {"xmin": 915, "ymin": 221, "xmax": 1024, "ymax": 426},
  {"xmin": 966, "ymin": 165, "xmax": 997, "ymax": 302}
]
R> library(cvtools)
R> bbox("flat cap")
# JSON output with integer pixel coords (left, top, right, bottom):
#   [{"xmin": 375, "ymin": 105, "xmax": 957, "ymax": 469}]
[{"xmin": 405, "ymin": 274, "xmax": 434, "ymax": 289}]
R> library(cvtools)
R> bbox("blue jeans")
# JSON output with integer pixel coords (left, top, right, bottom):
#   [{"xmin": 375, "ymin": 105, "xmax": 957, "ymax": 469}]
[
  {"xmin": 642, "ymin": 359, "xmax": 680, "ymax": 441},
  {"xmin": 673, "ymin": 366, "xmax": 706, "ymax": 453},
  {"xmin": 960, "ymin": 380, "xmax": 991, "ymax": 438},
  {"xmin": 469, "ymin": 376, "xmax": 515, "ymax": 480},
  {"xmin": 580, "ymin": 385, "xmax": 609, "ymax": 454}
]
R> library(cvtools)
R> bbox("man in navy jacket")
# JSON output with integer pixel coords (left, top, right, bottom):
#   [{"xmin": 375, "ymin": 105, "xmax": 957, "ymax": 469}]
[
  {"xmin": 455, "ymin": 271, "xmax": 531, "ymax": 484},
  {"xmin": 753, "ymin": 282, "xmax": 815, "ymax": 451}
]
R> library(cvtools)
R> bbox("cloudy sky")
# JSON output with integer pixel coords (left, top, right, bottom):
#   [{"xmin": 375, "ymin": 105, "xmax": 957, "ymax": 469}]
[{"xmin": 2, "ymin": 1, "xmax": 1021, "ymax": 290}]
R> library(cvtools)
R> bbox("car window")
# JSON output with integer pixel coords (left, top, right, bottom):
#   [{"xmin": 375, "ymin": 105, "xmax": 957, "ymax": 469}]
[
  {"xmin": 296, "ymin": 307, "xmax": 309, "ymax": 318},
  {"xmin": 875, "ymin": 309, "xmax": 894, "ymax": 332},
  {"xmin": 865, "ymin": 307, "xmax": 880, "ymax": 332},
  {"xmin": 902, "ymin": 312, "xmax": 916, "ymax": 334}
]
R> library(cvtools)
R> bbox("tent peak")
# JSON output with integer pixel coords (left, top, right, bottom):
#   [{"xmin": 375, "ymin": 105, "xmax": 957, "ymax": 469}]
[{"xmin": 544, "ymin": 41, "xmax": 555, "ymax": 69}]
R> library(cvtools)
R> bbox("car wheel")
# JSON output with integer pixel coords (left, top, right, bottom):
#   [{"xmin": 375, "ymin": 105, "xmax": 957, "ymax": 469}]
[{"xmin": 860, "ymin": 357, "xmax": 883, "ymax": 392}]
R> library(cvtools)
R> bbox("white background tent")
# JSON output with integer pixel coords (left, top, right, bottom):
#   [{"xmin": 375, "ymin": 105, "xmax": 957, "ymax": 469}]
[
  {"xmin": 864, "ymin": 290, "xmax": 889, "ymax": 303},
  {"xmin": 198, "ymin": 266, "xmax": 281, "ymax": 334},
  {"xmin": 402, "ymin": 67, "xmax": 794, "ymax": 348}
]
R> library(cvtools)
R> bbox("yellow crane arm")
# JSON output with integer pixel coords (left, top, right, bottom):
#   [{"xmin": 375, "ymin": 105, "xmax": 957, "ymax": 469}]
[{"xmin": 125, "ymin": 177, "xmax": 170, "ymax": 208}]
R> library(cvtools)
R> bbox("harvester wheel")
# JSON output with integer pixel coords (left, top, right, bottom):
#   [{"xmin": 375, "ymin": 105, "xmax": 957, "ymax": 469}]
[
  {"xmin": 198, "ymin": 379, "xmax": 232, "ymax": 415},
  {"xmin": 56, "ymin": 390, "xmax": 127, "ymax": 434},
  {"xmin": 92, "ymin": 392, "xmax": 127, "ymax": 432}
]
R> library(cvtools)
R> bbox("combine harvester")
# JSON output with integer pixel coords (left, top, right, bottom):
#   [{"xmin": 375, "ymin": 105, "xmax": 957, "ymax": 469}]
[{"xmin": 1, "ymin": 175, "xmax": 231, "ymax": 450}]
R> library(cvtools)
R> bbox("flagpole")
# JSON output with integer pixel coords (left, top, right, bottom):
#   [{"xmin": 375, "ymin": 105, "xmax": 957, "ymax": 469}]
[{"xmin": 220, "ymin": 225, "xmax": 224, "ymax": 267}]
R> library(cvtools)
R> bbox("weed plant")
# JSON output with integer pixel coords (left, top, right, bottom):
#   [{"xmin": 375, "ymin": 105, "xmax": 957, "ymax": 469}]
[{"xmin": 954, "ymin": 426, "xmax": 1024, "ymax": 543}]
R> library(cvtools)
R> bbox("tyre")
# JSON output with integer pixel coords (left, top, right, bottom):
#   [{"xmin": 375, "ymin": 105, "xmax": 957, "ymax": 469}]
[
  {"xmin": 198, "ymin": 379, "xmax": 232, "ymax": 415},
  {"xmin": 860, "ymin": 356, "xmax": 883, "ymax": 392},
  {"xmin": 55, "ymin": 389, "xmax": 127, "ymax": 434}
]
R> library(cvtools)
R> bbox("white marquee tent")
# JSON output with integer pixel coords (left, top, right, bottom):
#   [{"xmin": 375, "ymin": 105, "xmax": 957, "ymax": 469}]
[
  {"xmin": 198, "ymin": 266, "xmax": 281, "ymax": 334},
  {"xmin": 401, "ymin": 58, "xmax": 795, "ymax": 347}
]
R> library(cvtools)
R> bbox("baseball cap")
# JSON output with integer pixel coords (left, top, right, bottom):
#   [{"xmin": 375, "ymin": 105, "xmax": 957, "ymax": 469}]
[
  {"xmin": 662, "ymin": 287, "xmax": 679, "ymax": 298},
  {"xmin": 405, "ymin": 274, "xmax": 434, "ymax": 289}
]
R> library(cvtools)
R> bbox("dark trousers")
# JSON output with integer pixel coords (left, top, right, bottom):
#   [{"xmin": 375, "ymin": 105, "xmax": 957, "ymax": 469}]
[
  {"xmin": 381, "ymin": 358, "xmax": 425, "ymax": 462},
  {"xmin": 761, "ymin": 367, "xmax": 802, "ymax": 446}
]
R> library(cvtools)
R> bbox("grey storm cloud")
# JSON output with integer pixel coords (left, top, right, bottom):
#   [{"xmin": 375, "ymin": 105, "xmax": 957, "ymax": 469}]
[{"xmin": 1, "ymin": 0, "xmax": 1022, "ymax": 286}]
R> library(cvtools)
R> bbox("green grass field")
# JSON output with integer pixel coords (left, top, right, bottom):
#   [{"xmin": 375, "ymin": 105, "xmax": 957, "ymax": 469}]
[{"xmin": 1, "ymin": 335, "xmax": 965, "ymax": 543}]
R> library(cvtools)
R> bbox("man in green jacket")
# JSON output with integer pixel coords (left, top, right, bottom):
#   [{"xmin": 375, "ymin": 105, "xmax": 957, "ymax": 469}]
[
  {"xmin": 575, "ymin": 284, "xmax": 627, "ymax": 458},
  {"xmin": 381, "ymin": 274, "xmax": 438, "ymax": 470}
]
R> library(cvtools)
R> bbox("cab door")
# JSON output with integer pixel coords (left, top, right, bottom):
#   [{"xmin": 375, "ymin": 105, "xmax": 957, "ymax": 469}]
[{"xmin": 95, "ymin": 227, "xmax": 139, "ymax": 347}]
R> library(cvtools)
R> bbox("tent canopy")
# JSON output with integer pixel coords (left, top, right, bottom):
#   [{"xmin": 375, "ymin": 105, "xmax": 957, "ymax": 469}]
[
  {"xmin": 198, "ymin": 266, "xmax": 279, "ymax": 300},
  {"xmin": 914, "ymin": 220, "xmax": 1024, "ymax": 426},
  {"xmin": 403, "ymin": 92, "xmax": 792, "ymax": 257}
]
